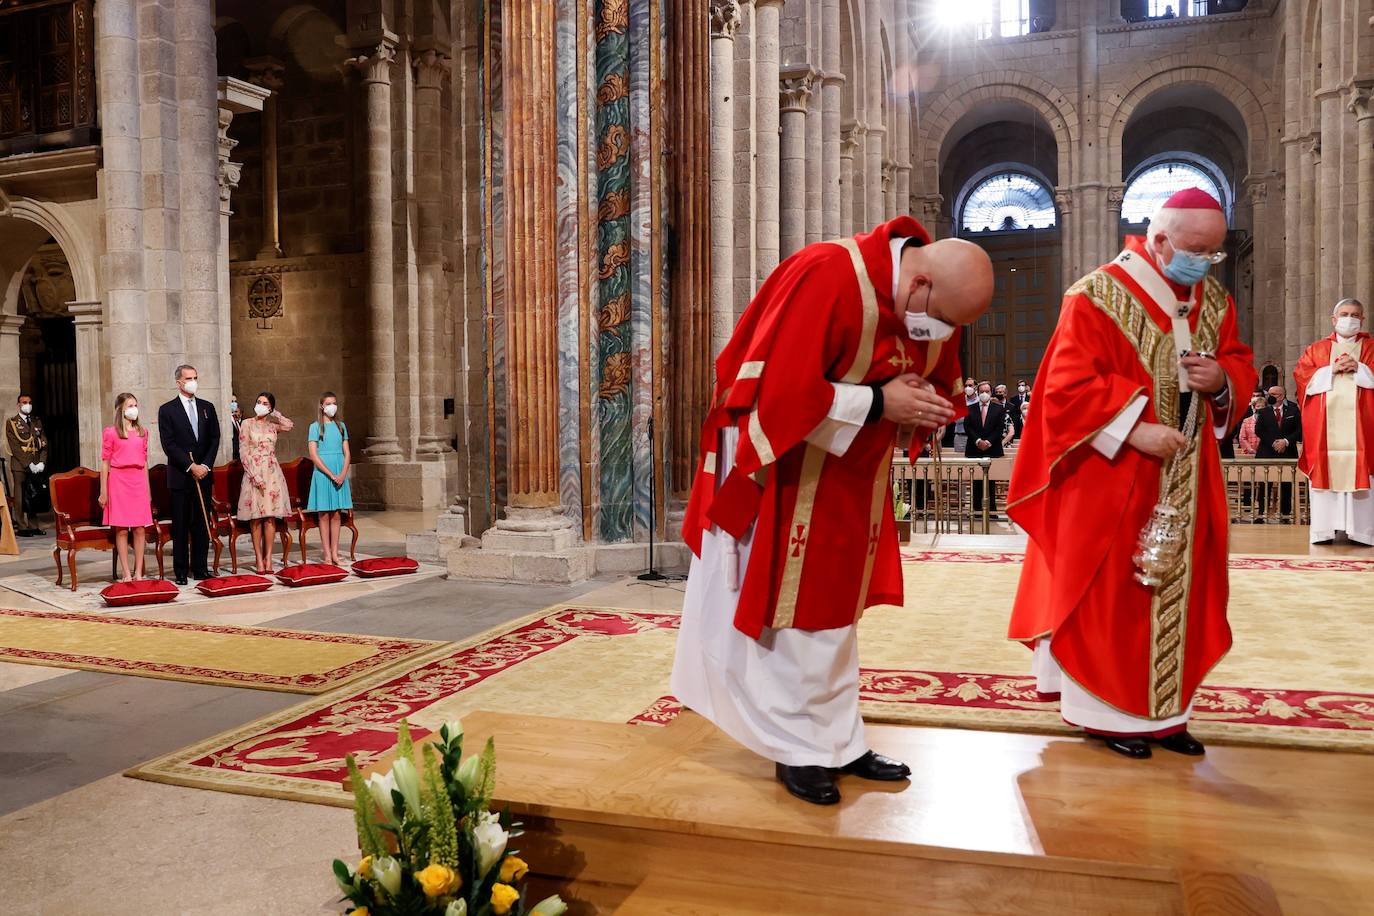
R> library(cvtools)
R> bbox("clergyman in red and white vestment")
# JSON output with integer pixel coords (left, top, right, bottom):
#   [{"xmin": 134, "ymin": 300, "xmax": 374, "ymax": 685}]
[
  {"xmin": 1294, "ymin": 298, "xmax": 1374, "ymax": 545},
  {"xmin": 671, "ymin": 216, "xmax": 990, "ymax": 804},
  {"xmin": 1007, "ymin": 188, "xmax": 1257, "ymax": 759}
]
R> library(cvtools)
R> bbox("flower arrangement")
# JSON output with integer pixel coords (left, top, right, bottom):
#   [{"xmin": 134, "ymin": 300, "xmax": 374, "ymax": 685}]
[{"xmin": 332, "ymin": 720, "xmax": 567, "ymax": 916}]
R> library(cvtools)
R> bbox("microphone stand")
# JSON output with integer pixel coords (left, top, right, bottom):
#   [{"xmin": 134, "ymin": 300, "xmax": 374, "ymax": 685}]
[{"xmin": 638, "ymin": 417, "xmax": 666, "ymax": 582}]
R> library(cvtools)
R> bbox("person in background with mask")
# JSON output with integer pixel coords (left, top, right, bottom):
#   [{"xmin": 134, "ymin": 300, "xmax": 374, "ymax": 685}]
[
  {"xmin": 995, "ymin": 383, "xmax": 1022, "ymax": 443},
  {"xmin": 1007, "ymin": 187, "xmax": 1255, "ymax": 760},
  {"xmin": 6, "ymin": 393, "xmax": 48, "ymax": 536},
  {"xmin": 1253, "ymin": 382, "xmax": 1302, "ymax": 521},
  {"xmin": 963, "ymin": 380, "xmax": 1007, "ymax": 515},
  {"xmin": 1237, "ymin": 392, "xmax": 1266, "ymax": 456},
  {"xmin": 158, "ymin": 364, "xmax": 221, "ymax": 584},
  {"xmin": 100, "ymin": 393, "xmax": 154, "ymax": 581},
  {"xmin": 237, "ymin": 392, "xmax": 294, "ymax": 574},
  {"xmin": 1294, "ymin": 298, "xmax": 1374, "ymax": 545},
  {"xmin": 306, "ymin": 392, "xmax": 353, "ymax": 565},
  {"xmin": 230, "ymin": 394, "xmax": 242, "ymax": 462}
]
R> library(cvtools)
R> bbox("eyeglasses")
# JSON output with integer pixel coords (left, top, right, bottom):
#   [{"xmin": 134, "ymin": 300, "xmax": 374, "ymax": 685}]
[{"xmin": 1168, "ymin": 235, "xmax": 1227, "ymax": 264}]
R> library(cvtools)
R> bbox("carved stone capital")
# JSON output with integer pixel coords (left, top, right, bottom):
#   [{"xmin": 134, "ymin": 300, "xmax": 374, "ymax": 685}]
[
  {"xmin": 709, "ymin": 0, "xmax": 742, "ymax": 39},
  {"xmin": 1301, "ymin": 132, "xmax": 1321, "ymax": 157},
  {"xmin": 779, "ymin": 69, "xmax": 815, "ymax": 112},
  {"xmin": 1348, "ymin": 81, "xmax": 1374, "ymax": 121},
  {"xmin": 218, "ymin": 159, "xmax": 242, "ymax": 203},
  {"xmin": 244, "ymin": 57, "xmax": 286, "ymax": 94},
  {"xmin": 1054, "ymin": 188, "xmax": 1073, "ymax": 213},
  {"xmin": 1245, "ymin": 179, "xmax": 1268, "ymax": 204},
  {"xmin": 918, "ymin": 193, "xmax": 944, "ymax": 222},
  {"xmin": 840, "ymin": 120, "xmax": 866, "ymax": 155},
  {"xmin": 1106, "ymin": 184, "xmax": 1126, "ymax": 208},
  {"xmin": 346, "ymin": 40, "xmax": 398, "ymax": 85},
  {"xmin": 414, "ymin": 48, "xmax": 451, "ymax": 90}
]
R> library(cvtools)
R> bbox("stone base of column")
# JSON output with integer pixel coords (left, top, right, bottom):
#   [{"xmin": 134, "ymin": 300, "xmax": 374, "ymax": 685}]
[
  {"xmin": 352, "ymin": 458, "xmax": 453, "ymax": 511},
  {"xmin": 405, "ymin": 497, "xmax": 479, "ymax": 564},
  {"xmin": 415, "ymin": 436, "xmax": 454, "ymax": 459}
]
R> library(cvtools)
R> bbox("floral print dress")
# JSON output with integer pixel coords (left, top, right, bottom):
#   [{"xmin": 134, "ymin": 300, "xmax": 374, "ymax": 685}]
[{"xmin": 237, "ymin": 418, "xmax": 292, "ymax": 520}]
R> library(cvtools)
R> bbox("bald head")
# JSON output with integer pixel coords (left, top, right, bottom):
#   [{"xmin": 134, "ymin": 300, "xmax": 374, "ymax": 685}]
[{"xmin": 899, "ymin": 237, "xmax": 994, "ymax": 327}]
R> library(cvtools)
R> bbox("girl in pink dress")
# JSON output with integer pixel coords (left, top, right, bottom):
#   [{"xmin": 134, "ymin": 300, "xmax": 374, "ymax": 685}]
[
  {"xmin": 238, "ymin": 392, "xmax": 294, "ymax": 573},
  {"xmin": 100, "ymin": 393, "xmax": 154, "ymax": 581}
]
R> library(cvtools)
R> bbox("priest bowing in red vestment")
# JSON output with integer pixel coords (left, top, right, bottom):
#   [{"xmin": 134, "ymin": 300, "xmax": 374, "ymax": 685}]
[
  {"xmin": 1295, "ymin": 298, "xmax": 1374, "ymax": 546},
  {"xmin": 672, "ymin": 216, "xmax": 993, "ymax": 805},
  {"xmin": 1007, "ymin": 188, "xmax": 1257, "ymax": 760}
]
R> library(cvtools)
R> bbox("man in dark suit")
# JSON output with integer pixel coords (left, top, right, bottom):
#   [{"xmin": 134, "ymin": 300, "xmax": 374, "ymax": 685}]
[
  {"xmin": 1253, "ymin": 384, "xmax": 1302, "ymax": 520},
  {"xmin": 158, "ymin": 365, "xmax": 220, "ymax": 583},
  {"xmin": 964, "ymin": 381, "xmax": 1006, "ymax": 515}
]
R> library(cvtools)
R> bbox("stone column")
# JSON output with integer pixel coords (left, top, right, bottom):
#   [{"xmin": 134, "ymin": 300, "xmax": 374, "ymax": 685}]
[
  {"xmin": 0, "ymin": 315, "xmax": 24, "ymax": 410},
  {"xmin": 865, "ymin": 126, "xmax": 885, "ymax": 226},
  {"xmin": 710, "ymin": 0, "xmax": 741, "ymax": 357},
  {"xmin": 414, "ymin": 49, "xmax": 453, "ymax": 458},
  {"xmin": 669, "ymin": 0, "xmax": 714, "ymax": 511},
  {"xmin": 1282, "ymin": 135, "xmax": 1302, "ymax": 366},
  {"xmin": 481, "ymin": 0, "xmax": 575, "ymax": 548},
  {"xmin": 804, "ymin": 74, "xmax": 823, "ymax": 245},
  {"xmin": 882, "ymin": 159, "xmax": 896, "ymax": 218},
  {"xmin": 821, "ymin": 72, "xmax": 843, "ymax": 238},
  {"xmin": 1317, "ymin": 85, "xmax": 1344, "ymax": 322},
  {"xmin": 753, "ymin": 0, "xmax": 783, "ymax": 278},
  {"xmin": 245, "ymin": 58, "xmax": 286, "ymax": 260},
  {"xmin": 347, "ymin": 38, "xmax": 403, "ymax": 461},
  {"xmin": 216, "ymin": 77, "xmax": 269, "ymax": 442},
  {"xmin": 918, "ymin": 194, "xmax": 944, "ymax": 240},
  {"xmin": 1055, "ymin": 188, "xmax": 1076, "ymax": 285},
  {"xmin": 732, "ymin": 0, "xmax": 758, "ymax": 309},
  {"xmin": 778, "ymin": 68, "xmax": 813, "ymax": 259},
  {"xmin": 68, "ymin": 301, "xmax": 104, "ymax": 468},
  {"xmin": 839, "ymin": 122, "xmax": 860, "ymax": 236},
  {"xmin": 1106, "ymin": 184, "xmax": 1125, "ymax": 256},
  {"xmin": 1299, "ymin": 134, "xmax": 1319, "ymax": 348},
  {"xmin": 1349, "ymin": 83, "xmax": 1374, "ymax": 308}
]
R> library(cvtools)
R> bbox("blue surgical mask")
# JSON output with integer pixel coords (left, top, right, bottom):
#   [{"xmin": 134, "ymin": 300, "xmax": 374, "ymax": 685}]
[{"xmin": 1161, "ymin": 249, "xmax": 1212, "ymax": 286}]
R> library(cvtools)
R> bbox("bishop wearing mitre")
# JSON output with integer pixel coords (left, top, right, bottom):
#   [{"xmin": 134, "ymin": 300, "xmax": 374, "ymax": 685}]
[
  {"xmin": 672, "ymin": 216, "xmax": 992, "ymax": 805},
  {"xmin": 1008, "ymin": 188, "xmax": 1257, "ymax": 759},
  {"xmin": 1294, "ymin": 298, "xmax": 1374, "ymax": 546}
]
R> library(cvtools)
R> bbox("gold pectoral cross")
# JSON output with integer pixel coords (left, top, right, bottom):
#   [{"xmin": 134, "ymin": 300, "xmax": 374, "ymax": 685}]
[{"xmin": 888, "ymin": 342, "xmax": 914, "ymax": 373}]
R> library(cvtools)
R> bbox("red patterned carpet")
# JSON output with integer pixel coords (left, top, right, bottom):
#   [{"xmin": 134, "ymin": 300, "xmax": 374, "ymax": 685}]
[{"xmin": 129, "ymin": 588, "xmax": 1374, "ymax": 805}]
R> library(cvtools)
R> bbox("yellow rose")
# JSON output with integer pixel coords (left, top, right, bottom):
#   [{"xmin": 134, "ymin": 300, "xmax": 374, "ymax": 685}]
[
  {"xmin": 357, "ymin": 856, "xmax": 374, "ymax": 880},
  {"xmin": 491, "ymin": 883, "xmax": 520, "ymax": 915},
  {"xmin": 416, "ymin": 863, "xmax": 460, "ymax": 898},
  {"xmin": 499, "ymin": 856, "xmax": 529, "ymax": 883},
  {"xmin": 348, "ymin": 909, "xmax": 369, "ymax": 916}
]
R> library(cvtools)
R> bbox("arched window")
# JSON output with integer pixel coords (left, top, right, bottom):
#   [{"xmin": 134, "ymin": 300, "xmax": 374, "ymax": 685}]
[
  {"xmin": 959, "ymin": 172, "xmax": 1057, "ymax": 233},
  {"xmin": 932, "ymin": 0, "xmax": 1047, "ymax": 38},
  {"xmin": 1120, "ymin": 158, "xmax": 1229, "ymax": 224}
]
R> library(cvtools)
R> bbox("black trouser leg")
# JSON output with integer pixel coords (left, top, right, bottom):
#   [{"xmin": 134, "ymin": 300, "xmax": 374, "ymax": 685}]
[{"xmin": 171, "ymin": 487, "xmax": 192, "ymax": 579}]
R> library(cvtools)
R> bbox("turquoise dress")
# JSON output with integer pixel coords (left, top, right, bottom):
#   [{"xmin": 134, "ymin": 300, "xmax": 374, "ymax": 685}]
[{"xmin": 306, "ymin": 421, "xmax": 353, "ymax": 512}]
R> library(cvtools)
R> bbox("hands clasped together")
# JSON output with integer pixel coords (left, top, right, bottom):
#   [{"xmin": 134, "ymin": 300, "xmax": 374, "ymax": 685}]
[{"xmin": 880, "ymin": 373, "xmax": 956, "ymax": 429}]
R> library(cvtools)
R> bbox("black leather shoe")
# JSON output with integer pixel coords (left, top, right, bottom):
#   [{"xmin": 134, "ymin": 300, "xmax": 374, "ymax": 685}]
[
  {"xmin": 776, "ymin": 764, "xmax": 840, "ymax": 805},
  {"xmin": 192, "ymin": 571, "xmax": 212, "ymax": 581},
  {"xmin": 174, "ymin": 576, "xmax": 188, "ymax": 586},
  {"xmin": 1156, "ymin": 730, "xmax": 1205, "ymax": 756},
  {"xmin": 1099, "ymin": 735, "xmax": 1152, "ymax": 759},
  {"xmin": 836, "ymin": 750, "xmax": 911, "ymax": 781}
]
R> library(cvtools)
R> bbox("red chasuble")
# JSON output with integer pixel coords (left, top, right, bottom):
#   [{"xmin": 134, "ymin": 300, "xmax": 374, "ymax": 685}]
[
  {"xmin": 1007, "ymin": 236, "xmax": 1257, "ymax": 721},
  {"xmin": 683, "ymin": 217, "xmax": 965, "ymax": 639},
  {"xmin": 1294, "ymin": 333, "xmax": 1374, "ymax": 491}
]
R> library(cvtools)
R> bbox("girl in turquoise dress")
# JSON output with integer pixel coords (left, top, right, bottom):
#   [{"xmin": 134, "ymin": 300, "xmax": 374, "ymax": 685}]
[{"xmin": 306, "ymin": 392, "xmax": 353, "ymax": 565}]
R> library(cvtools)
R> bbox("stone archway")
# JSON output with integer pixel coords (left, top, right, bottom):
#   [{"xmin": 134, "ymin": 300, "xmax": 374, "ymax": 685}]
[{"xmin": 0, "ymin": 195, "xmax": 104, "ymax": 467}]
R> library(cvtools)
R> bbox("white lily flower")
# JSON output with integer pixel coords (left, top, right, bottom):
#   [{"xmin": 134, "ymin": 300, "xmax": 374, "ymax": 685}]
[
  {"xmin": 365, "ymin": 771, "xmax": 398, "ymax": 823},
  {"xmin": 445, "ymin": 900, "xmax": 468, "ymax": 916},
  {"xmin": 473, "ymin": 811, "xmax": 509, "ymax": 877},
  {"xmin": 530, "ymin": 895, "xmax": 568, "ymax": 916},
  {"xmin": 456, "ymin": 754, "xmax": 482, "ymax": 795},
  {"xmin": 440, "ymin": 720, "xmax": 464, "ymax": 744},
  {"xmin": 372, "ymin": 856, "xmax": 403, "ymax": 897},
  {"xmin": 391, "ymin": 756, "xmax": 423, "ymax": 817}
]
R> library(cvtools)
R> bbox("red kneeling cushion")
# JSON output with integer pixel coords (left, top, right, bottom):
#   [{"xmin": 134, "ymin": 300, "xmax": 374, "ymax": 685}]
[
  {"xmin": 351, "ymin": 557, "xmax": 420, "ymax": 578},
  {"xmin": 100, "ymin": 579, "xmax": 180, "ymax": 607},
  {"xmin": 196, "ymin": 574, "xmax": 274, "ymax": 598},
  {"xmin": 276, "ymin": 563, "xmax": 349, "ymax": 587}
]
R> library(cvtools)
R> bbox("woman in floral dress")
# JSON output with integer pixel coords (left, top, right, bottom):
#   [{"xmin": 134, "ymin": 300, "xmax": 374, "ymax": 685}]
[{"xmin": 238, "ymin": 392, "xmax": 294, "ymax": 573}]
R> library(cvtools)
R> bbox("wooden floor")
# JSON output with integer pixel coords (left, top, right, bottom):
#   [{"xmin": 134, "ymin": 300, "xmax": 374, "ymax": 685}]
[
  {"xmin": 909, "ymin": 523, "xmax": 1369, "ymax": 557},
  {"xmin": 383, "ymin": 711, "xmax": 1374, "ymax": 915}
]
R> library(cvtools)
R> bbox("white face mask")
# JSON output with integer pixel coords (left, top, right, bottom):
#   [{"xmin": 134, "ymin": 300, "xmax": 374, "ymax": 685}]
[
  {"xmin": 19, "ymin": 403, "xmax": 32, "ymax": 415},
  {"xmin": 978, "ymin": 392, "xmax": 992, "ymax": 404},
  {"xmin": 123, "ymin": 406, "xmax": 139, "ymax": 421},
  {"xmin": 229, "ymin": 401, "xmax": 238, "ymax": 412},
  {"xmin": 904, "ymin": 310, "xmax": 956, "ymax": 342},
  {"xmin": 182, "ymin": 379, "xmax": 199, "ymax": 396},
  {"xmin": 1335, "ymin": 315, "xmax": 1363, "ymax": 338},
  {"xmin": 1018, "ymin": 385, "xmax": 1027, "ymax": 393},
  {"xmin": 323, "ymin": 404, "xmax": 338, "ymax": 418},
  {"xmin": 964, "ymin": 386, "xmax": 976, "ymax": 397},
  {"xmin": 254, "ymin": 403, "xmax": 271, "ymax": 417}
]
